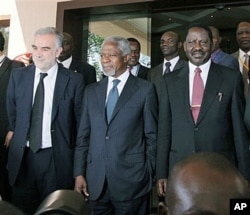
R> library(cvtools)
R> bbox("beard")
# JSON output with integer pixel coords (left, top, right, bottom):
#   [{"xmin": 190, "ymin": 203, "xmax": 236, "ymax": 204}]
[{"xmin": 102, "ymin": 66, "xmax": 116, "ymax": 77}]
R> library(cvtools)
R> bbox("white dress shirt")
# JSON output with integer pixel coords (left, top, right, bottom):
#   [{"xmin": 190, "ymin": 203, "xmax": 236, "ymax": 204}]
[
  {"xmin": 28, "ymin": 63, "xmax": 58, "ymax": 149},
  {"xmin": 162, "ymin": 56, "xmax": 180, "ymax": 75},
  {"xmin": 189, "ymin": 60, "xmax": 211, "ymax": 105},
  {"xmin": 106, "ymin": 69, "xmax": 130, "ymax": 102}
]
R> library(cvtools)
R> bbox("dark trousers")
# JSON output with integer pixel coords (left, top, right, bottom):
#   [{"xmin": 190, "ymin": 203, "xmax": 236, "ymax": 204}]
[
  {"xmin": 12, "ymin": 147, "xmax": 57, "ymax": 215},
  {"xmin": 0, "ymin": 145, "xmax": 11, "ymax": 202},
  {"xmin": 89, "ymin": 181, "xmax": 150, "ymax": 215}
]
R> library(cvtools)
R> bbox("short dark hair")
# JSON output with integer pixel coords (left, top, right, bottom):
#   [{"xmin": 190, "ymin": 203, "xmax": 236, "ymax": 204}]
[
  {"xmin": 184, "ymin": 23, "xmax": 213, "ymax": 42},
  {"xmin": 127, "ymin": 37, "xmax": 141, "ymax": 50},
  {"xmin": 0, "ymin": 32, "xmax": 5, "ymax": 51}
]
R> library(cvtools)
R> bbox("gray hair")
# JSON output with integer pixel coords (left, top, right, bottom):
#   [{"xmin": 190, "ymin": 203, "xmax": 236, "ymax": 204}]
[
  {"xmin": 101, "ymin": 36, "xmax": 131, "ymax": 56},
  {"xmin": 34, "ymin": 27, "xmax": 63, "ymax": 49}
]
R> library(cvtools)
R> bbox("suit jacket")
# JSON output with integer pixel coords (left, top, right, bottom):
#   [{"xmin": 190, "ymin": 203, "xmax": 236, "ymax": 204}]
[
  {"xmin": 0, "ymin": 58, "xmax": 24, "ymax": 200},
  {"xmin": 0, "ymin": 58, "xmax": 25, "ymax": 140},
  {"xmin": 147, "ymin": 58, "xmax": 187, "ymax": 100},
  {"xmin": 6, "ymin": 63, "xmax": 84, "ymax": 187},
  {"xmin": 231, "ymin": 50, "xmax": 239, "ymax": 60},
  {"xmin": 156, "ymin": 62, "xmax": 250, "ymax": 180},
  {"xmin": 136, "ymin": 64, "xmax": 149, "ymax": 80},
  {"xmin": 74, "ymin": 74, "xmax": 158, "ymax": 201},
  {"xmin": 212, "ymin": 49, "xmax": 239, "ymax": 71},
  {"xmin": 69, "ymin": 58, "xmax": 97, "ymax": 85}
]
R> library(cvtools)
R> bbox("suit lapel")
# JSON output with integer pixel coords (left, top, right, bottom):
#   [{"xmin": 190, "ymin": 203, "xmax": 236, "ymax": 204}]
[
  {"xmin": 51, "ymin": 66, "xmax": 70, "ymax": 122},
  {"xmin": 96, "ymin": 77, "xmax": 109, "ymax": 122},
  {"xmin": 0, "ymin": 57, "xmax": 10, "ymax": 80},
  {"xmin": 23, "ymin": 65, "xmax": 36, "ymax": 115},
  {"xmin": 176, "ymin": 67, "xmax": 194, "ymax": 124},
  {"xmin": 196, "ymin": 63, "xmax": 223, "ymax": 124},
  {"xmin": 109, "ymin": 75, "xmax": 139, "ymax": 123}
]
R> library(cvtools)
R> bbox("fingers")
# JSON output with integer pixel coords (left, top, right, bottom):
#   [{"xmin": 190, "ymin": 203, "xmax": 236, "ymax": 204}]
[
  {"xmin": 4, "ymin": 131, "xmax": 13, "ymax": 148},
  {"xmin": 74, "ymin": 176, "xmax": 90, "ymax": 201},
  {"xmin": 157, "ymin": 179, "xmax": 167, "ymax": 197}
]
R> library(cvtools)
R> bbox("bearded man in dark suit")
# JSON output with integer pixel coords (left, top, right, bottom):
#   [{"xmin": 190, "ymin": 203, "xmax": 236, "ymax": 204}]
[
  {"xmin": 74, "ymin": 36, "xmax": 158, "ymax": 215},
  {"xmin": 6, "ymin": 27, "xmax": 84, "ymax": 214}
]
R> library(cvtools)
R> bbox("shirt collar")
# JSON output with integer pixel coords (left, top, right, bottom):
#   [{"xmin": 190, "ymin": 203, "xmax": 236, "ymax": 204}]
[
  {"xmin": 189, "ymin": 59, "xmax": 211, "ymax": 74},
  {"xmin": 58, "ymin": 56, "xmax": 72, "ymax": 69},
  {"xmin": 35, "ymin": 63, "xmax": 58, "ymax": 80},
  {"xmin": 108, "ymin": 70, "xmax": 130, "ymax": 85}
]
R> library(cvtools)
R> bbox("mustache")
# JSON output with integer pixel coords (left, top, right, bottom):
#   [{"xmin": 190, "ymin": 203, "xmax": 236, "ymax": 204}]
[{"xmin": 191, "ymin": 50, "xmax": 205, "ymax": 55}]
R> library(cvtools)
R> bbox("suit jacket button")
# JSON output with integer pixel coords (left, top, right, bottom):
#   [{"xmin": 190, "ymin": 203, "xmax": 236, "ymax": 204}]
[
  {"xmin": 194, "ymin": 127, "xmax": 198, "ymax": 131},
  {"xmin": 105, "ymin": 136, "xmax": 109, "ymax": 140}
]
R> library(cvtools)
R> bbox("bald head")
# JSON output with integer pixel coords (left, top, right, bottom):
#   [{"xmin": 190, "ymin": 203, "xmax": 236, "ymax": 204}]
[
  {"xmin": 160, "ymin": 31, "xmax": 182, "ymax": 61},
  {"xmin": 159, "ymin": 152, "xmax": 249, "ymax": 215}
]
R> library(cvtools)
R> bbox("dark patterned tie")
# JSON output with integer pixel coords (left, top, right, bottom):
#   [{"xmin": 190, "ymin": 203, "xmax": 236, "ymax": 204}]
[
  {"xmin": 29, "ymin": 73, "xmax": 48, "ymax": 153},
  {"xmin": 106, "ymin": 79, "xmax": 120, "ymax": 123},
  {"xmin": 191, "ymin": 68, "xmax": 204, "ymax": 123},
  {"xmin": 243, "ymin": 54, "xmax": 249, "ymax": 98},
  {"xmin": 163, "ymin": 62, "xmax": 171, "ymax": 76}
]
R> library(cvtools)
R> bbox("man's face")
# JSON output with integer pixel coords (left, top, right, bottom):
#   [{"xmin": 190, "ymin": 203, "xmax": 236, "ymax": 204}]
[
  {"xmin": 160, "ymin": 32, "xmax": 181, "ymax": 60},
  {"xmin": 184, "ymin": 27, "xmax": 212, "ymax": 66},
  {"xmin": 100, "ymin": 41, "xmax": 128, "ymax": 78},
  {"xmin": 236, "ymin": 22, "xmax": 250, "ymax": 52},
  {"xmin": 127, "ymin": 41, "xmax": 140, "ymax": 67},
  {"xmin": 59, "ymin": 33, "xmax": 74, "ymax": 61},
  {"xmin": 210, "ymin": 26, "xmax": 221, "ymax": 52},
  {"xmin": 32, "ymin": 34, "xmax": 62, "ymax": 72},
  {"xmin": 168, "ymin": 163, "xmax": 240, "ymax": 215}
]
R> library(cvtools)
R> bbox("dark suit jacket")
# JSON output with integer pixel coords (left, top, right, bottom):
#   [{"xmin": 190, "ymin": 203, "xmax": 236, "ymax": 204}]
[
  {"xmin": 0, "ymin": 58, "xmax": 25, "ymax": 140},
  {"xmin": 136, "ymin": 64, "xmax": 149, "ymax": 80},
  {"xmin": 156, "ymin": 62, "xmax": 250, "ymax": 180},
  {"xmin": 212, "ymin": 49, "xmax": 239, "ymax": 71},
  {"xmin": 69, "ymin": 58, "xmax": 96, "ymax": 85},
  {"xmin": 147, "ymin": 58, "xmax": 187, "ymax": 100},
  {"xmin": 0, "ymin": 58, "xmax": 24, "ymax": 200},
  {"xmin": 74, "ymin": 74, "xmax": 158, "ymax": 201},
  {"xmin": 6, "ymin": 64, "xmax": 84, "ymax": 187},
  {"xmin": 231, "ymin": 50, "xmax": 239, "ymax": 60}
]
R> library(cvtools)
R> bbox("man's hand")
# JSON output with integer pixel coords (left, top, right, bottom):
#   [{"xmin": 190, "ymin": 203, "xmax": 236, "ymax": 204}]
[
  {"xmin": 74, "ymin": 175, "xmax": 89, "ymax": 201},
  {"xmin": 4, "ymin": 131, "xmax": 13, "ymax": 148},
  {"xmin": 157, "ymin": 178, "xmax": 167, "ymax": 197}
]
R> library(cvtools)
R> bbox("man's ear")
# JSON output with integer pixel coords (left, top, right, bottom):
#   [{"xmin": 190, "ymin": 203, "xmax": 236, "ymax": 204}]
[{"xmin": 158, "ymin": 202, "xmax": 168, "ymax": 215}]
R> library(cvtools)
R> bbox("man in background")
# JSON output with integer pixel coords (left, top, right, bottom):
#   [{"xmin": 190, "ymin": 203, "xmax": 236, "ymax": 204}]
[
  {"xmin": 148, "ymin": 31, "xmax": 186, "ymax": 99},
  {"xmin": 58, "ymin": 32, "xmax": 97, "ymax": 85},
  {"xmin": 127, "ymin": 37, "xmax": 149, "ymax": 80},
  {"xmin": 209, "ymin": 26, "xmax": 239, "ymax": 71},
  {"xmin": 0, "ymin": 32, "xmax": 25, "ymax": 202},
  {"xmin": 158, "ymin": 152, "xmax": 250, "ymax": 215},
  {"xmin": 231, "ymin": 21, "xmax": 250, "ymax": 97}
]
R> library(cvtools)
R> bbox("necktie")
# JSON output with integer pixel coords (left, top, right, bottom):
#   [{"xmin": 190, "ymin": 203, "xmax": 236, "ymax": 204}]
[
  {"xmin": 29, "ymin": 73, "xmax": 48, "ymax": 153},
  {"xmin": 242, "ymin": 54, "xmax": 249, "ymax": 98},
  {"xmin": 191, "ymin": 68, "xmax": 204, "ymax": 123},
  {"xmin": 128, "ymin": 66, "xmax": 132, "ymax": 73},
  {"xmin": 106, "ymin": 79, "xmax": 120, "ymax": 123},
  {"xmin": 163, "ymin": 62, "xmax": 171, "ymax": 76}
]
